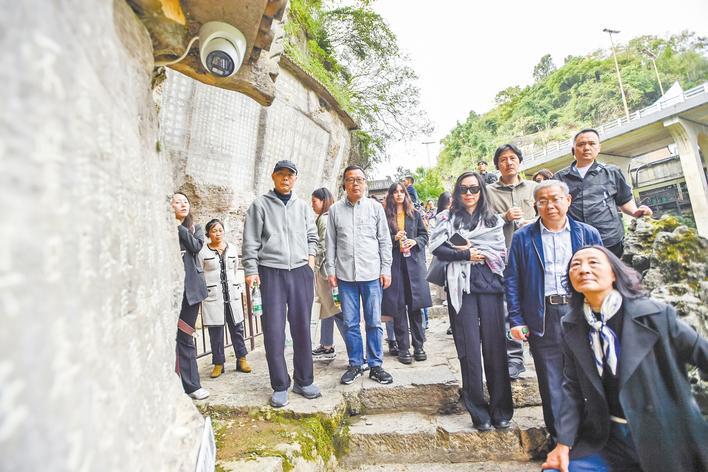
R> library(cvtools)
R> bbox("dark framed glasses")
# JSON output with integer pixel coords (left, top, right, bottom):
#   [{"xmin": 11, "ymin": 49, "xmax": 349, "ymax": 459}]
[{"xmin": 460, "ymin": 185, "xmax": 481, "ymax": 195}]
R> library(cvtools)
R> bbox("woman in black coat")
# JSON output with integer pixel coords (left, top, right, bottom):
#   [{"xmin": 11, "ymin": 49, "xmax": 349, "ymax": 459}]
[
  {"xmin": 543, "ymin": 245, "xmax": 707, "ymax": 472},
  {"xmin": 172, "ymin": 192, "xmax": 209, "ymax": 400},
  {"xmin": 382, "ymin": 182, "xmax": 433, "ymax": 364}
]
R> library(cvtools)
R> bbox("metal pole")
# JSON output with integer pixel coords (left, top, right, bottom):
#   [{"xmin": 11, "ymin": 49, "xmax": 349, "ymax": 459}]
[
  {"xmin": 603, "ymin": 28, "xmax": 630, "ymax": 120},
  {"xmin": 642, "ymin": 49, "xmax": 665, "ymax": 96},
  {"xmin": 422, "ymin": 141, "xmax": 435, "ymax": 167}
]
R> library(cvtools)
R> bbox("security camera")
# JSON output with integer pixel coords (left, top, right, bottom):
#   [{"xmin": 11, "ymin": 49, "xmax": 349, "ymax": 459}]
[{"xmin": 198, "ymin": 21, "xmax": 247, "ymax": 78}]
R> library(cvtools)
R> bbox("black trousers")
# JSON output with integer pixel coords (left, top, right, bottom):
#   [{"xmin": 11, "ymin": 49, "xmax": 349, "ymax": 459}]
[
  {"xmin": 606, "ymin": 241, "xmax": 624, "ymax": 259},
  {"xmin": 448, "ymin": 291, "xmax": 513, "ymax": 425},
  {"xmin": 208, "ymin": 304, "xmax": 248, "ymax": 365},
  {"xmin": 528, "ymin": 302, "xmax": 569, "ymax": 439},
  {"xmin": 176, "ymin": 294, "xmax": 202, "ymax": 394},
  {"xmin": 393, "ymin": 262, "xmax": 425, "ymax": 353},
  {"xmin": 259, "ymin": 264, "xmax": 315, "ymax": 392}
]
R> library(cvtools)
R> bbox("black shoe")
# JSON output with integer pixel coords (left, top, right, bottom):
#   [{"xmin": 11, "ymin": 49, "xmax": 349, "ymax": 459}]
[
  {"xmin": 508, "ymin": 363, "xmax": 526, "ymax": 380},
  {"xmin": 340, "ymin": 365, "xmax": 363, "ymax": 385},
  {"xmin": 369, "ymin": 366, "xmax": 393, "ymax": 384},
  {"xmin": 474, "ymin": 421, "xmax": 493, "ymax": 432},
  {"xmin": 446, "ymin": 326, "xmax": 453, "ymax": 335},
  {"xmin": 493, "ymin": 420, "xmax": 511, "ymax": 430},
  {"xmin": 312, "ymin": 345, "xmax": 336, "ymax": 360},
  {"xmin": 414, "ymin": 348, "xmax": 427, "ymax": 361},
  {"xmin": 397, "ymin": 350, "xmax": 413, "ymax": 364},
  {"xmin": 387, "ymin": 340, "xmax": 399, "ymax": 356}
]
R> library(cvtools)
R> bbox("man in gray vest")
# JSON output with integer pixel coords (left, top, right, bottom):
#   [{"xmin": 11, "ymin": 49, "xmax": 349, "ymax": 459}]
[{"xmin": 243, "ymin": 160, "xmax": 320, "ymax": 408}]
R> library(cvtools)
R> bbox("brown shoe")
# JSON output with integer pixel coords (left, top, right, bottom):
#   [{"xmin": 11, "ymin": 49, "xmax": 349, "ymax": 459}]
[
  {"xmin": 237, "ymin": 357, "xmax": 252, "ymax": 373},
  {"xmin": 210, "ymin": 364, "xmax": 224, "ymax": 378}
]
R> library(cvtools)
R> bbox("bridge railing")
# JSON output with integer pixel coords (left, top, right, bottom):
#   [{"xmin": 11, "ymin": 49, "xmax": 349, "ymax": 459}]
[{"xmin": 521, "ymin": 82, "xmax": 708, "ymax": 167}]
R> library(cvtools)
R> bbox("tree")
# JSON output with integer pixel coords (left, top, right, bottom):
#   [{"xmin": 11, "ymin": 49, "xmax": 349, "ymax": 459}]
[
  {"xmin": 412, "ymin": 167, "xmax": 445, "ymax": 202},
  {"xmin": 533, "ymin": 54, "xmax": 556, "ymax": 82}
]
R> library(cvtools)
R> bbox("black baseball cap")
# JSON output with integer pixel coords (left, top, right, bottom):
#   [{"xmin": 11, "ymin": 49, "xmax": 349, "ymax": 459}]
[{"xmin": 273, "ymin": 160, "xmax": 298, "ymax": 174}]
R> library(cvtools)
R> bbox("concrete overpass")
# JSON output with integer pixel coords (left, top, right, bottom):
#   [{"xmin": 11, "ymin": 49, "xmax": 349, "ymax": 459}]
[{"xmin": 520, "ymin": 82, "xmax": 708, "ymax": 237}]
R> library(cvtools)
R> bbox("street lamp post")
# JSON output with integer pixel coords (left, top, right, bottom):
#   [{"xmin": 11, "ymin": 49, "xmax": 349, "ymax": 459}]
[
  {"xmin": 422, "ymin": 140, "xmax": 435, "ymax": 167},
  {"xmin": 603, "ymin": 28, "xmax": 630, "ymax": 120},
  {"xmin": 642, "ymin": 48, "xmax": 665, "ymax": 96}
]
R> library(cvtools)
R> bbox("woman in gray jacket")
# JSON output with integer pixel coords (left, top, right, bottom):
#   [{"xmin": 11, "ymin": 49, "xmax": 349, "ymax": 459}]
[
  {"xmin": 172, "ymin": 192, "xmax": 209, "ymax": 400},
  {"xmin": 199, "ymin": 219, "xmax": 251, "ymax": 379}
]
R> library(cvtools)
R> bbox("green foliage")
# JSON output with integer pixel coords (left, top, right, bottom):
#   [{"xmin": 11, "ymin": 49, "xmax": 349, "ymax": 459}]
[
  {"xmin": 285, "ymin": 0, "xmax": 431, "ymax": 169},
  {"xmin": 438, "ymin": 32, "xmax": 708, "ymax": 179},
  {"xmin": 412, "ymin": 166, "xmax": 445, "ymax": 202}
]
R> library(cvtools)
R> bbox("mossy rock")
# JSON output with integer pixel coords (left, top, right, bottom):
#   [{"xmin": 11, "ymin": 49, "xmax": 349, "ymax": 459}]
[{"xmin": 651, "ymin": 225, "xmax": 708, "ymax": 289}]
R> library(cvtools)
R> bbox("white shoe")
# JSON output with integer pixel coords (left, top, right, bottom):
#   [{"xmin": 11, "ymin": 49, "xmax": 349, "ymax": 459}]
[{"xmin": 188, "ymin": 388, "xmax": 210, "ymax": 400}]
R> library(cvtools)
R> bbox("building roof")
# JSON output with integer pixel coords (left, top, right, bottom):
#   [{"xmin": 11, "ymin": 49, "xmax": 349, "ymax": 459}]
[{"xmin": 368, "ymin": 177, "xmax": 395, "ymax": 192}]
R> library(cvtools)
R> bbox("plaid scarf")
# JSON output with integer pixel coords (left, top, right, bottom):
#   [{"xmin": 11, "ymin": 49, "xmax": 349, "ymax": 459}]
[{"xmin": 583, "ymin": 289, "xmax": 622, "ymax": 377}]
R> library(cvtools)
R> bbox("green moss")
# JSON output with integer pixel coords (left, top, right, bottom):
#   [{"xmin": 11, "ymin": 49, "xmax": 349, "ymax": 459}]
[{"xmin": 654, "ymin": 226, "xmax": 707, "ymax": 290}]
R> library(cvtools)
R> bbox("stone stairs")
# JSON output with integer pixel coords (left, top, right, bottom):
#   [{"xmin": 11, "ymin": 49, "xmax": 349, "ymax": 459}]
[{"xmin": 199, "ymin": 305, "xmax": 549, "ymax": 471}]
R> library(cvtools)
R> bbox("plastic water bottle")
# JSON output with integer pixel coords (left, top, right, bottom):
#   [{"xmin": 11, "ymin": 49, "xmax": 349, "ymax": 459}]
[
  {"xmin": 506, "ymin": 326, "xmax": 529, "ymax": 341},
  {"xmin": 332, "ymin": 286, "xmax": 341, "ymax": 309},
  {"xmin": 401, "ymin": 237, "xmax": 412, "ymax": 258},
  {"xmin": 252, "ymin": 283, "xmax": 263, "ymax": 317}
]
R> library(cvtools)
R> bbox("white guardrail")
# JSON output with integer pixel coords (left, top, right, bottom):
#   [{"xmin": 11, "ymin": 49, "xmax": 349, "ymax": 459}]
[{"xmin": 521, "ymin": 82, "xmax": 708, "ymax": 166}]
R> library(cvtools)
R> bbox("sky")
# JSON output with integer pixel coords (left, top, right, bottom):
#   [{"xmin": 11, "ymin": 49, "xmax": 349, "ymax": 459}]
[{"xmin": 369, "ymin": 0, "xmax": 708, "ymax": 178}]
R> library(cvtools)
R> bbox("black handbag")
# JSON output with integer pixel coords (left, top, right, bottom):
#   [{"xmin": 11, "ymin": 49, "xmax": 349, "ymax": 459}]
[{"xmin": 426, "ymin": 255, "xmax": 447, "ymax": 287}]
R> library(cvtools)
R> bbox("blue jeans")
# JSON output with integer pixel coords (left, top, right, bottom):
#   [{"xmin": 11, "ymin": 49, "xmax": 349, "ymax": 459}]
[
  {"xmin": 319, "ymin": 312, "xmax": 345, "ymax": 346},
  {"xmin": 543, "ymin": 453, "xmax": 608, "ymax": 472},
  {"xmin": 422, "ymin": 307, "xmax": 429, "ymax": 328},
  {"xmin": 338, "ymin": 279, "xmax": 384, "ymax": 368},
  {"xmin": 544, "ymin": 423, "xmax": 638, "ymax": 471}
]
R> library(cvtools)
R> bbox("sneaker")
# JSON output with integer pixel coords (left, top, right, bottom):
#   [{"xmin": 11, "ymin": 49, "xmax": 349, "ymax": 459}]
[
  {"xmin": 188, "ymin": 388, "xmax": 210, "ymax": 400},
  {"xmin": 387, "ymin": 340, "xmax": 399, "ymax": 356},
  {"xmin": 312, "ymin": 345, "xmax": 336, "ymax": 360},
  {"xmin": 270, "ymin": 390, "xmax": 289, "ymax": 408},
  {"xmin": 369, "ymin": 366, "xmax": 393, "ymax": 384},
  {"xmin": 340, "ymin": 365, "xmax": 364, "ymax": 385},
  {"xmin": 446, "ymin": 326, "xmax": 453, "ymax": 335},
  {"xmin": 293, "ymin": 383, "xmax": 322, "ymax": 399},
  {"xmin": 414, "ymin": 348, "xmax": 427, "ymax": 361},
  {"xmin": 508, "ymin": 363, "xmax": 526, "ymax": 380}
]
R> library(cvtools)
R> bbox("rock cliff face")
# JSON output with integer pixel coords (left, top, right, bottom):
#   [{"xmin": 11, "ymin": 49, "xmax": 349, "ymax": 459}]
[
  {"xmin": 158, "ymin": 65, "xmax": 352, "ymax": 246},
  {"xmin": 1, "ymin": 1, "xmax": 205, "ymax": 470},
  {"xmin": 623, "ymin": 216, "xmax": 708, "ymax": 410}
]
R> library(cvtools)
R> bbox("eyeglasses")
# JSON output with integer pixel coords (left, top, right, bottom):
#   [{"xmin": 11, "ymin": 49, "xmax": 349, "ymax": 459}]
[
  {"xmin": 459, "ymin": 185, "xmax": 481, "ymax": 195},
  {"xmin": 344, "ymin": 177, "xmax": 366, "ymax": 185},
  {"xmin": 536, "ymin": 196, "xmax": 567, "ymax": 207}
]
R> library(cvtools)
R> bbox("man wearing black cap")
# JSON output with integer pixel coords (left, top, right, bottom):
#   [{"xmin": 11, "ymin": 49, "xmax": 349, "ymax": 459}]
[{"xmin": 243, "ymin": 160, "xmax": 320, "ymax": 408}]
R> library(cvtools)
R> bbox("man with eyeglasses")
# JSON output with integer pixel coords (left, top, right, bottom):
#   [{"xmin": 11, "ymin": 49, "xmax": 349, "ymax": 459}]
[
  {"xmin": 505, "ymin": 180, "xmax": 602, "ymax": 442},
  {"xmin": 554, "ymin": 129, "xmax": 652, "ymax": 258},
  {"xmin": 326, "ymin": 165, "xmax": 394, "ymax": 386},
  {"xmin": 487, "ymin": 143, "xmax": 538, "ymax": 380}
]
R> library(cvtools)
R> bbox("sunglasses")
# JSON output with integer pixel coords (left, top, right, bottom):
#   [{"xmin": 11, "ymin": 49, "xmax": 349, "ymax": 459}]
[{"xmin": 459, "ymin": 185, "xmax": 481, "ymax": 195}]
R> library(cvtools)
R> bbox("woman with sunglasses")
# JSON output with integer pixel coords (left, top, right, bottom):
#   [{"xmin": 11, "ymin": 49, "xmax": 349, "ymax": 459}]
[
  {"xmin": 382, "ymin": 182, "xmax": 433, "ymax": 364},
  {"xmin": 429, "ymin": 172, "xmax": 512, "ymax": 431}
]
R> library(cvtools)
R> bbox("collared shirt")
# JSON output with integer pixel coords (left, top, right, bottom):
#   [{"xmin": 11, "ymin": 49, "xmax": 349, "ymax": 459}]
[
  {"xmin": 540, "ymin": 218, "xmax": 572, "ymax": 296},
  {"xmin": 326, "ymin": 196, "xmax": 393, "ymax": 282}
]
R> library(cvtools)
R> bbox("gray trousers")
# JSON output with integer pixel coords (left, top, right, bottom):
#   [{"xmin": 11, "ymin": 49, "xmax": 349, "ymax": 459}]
[
  {"xmin": 176, "ymin": 294, "xmax": 201, "ymax": 394},
  {"xmin": 528, "ymin": 302, "xmax": 568, "ymax": 439},
  {"xmin": 259, "ymin": 264, "xmax": 315, "ymax": 392},
  {"xmin": 208, "ymin": 304, "xmax": 248, "ymax": 365}
]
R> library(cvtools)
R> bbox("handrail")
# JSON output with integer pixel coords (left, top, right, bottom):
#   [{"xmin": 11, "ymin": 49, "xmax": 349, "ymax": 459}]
[{"xmin": 520, "ymin": 82, "xmax": 708, "ymax": 166}]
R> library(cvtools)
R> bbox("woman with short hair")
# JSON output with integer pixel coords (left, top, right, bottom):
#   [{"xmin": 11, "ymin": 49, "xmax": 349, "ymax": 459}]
[
  {"xmin": 198, "ymin": 219, "xmax": 251, "ymax": 379},
  {"xmin": 430, "ymin": 173, "xmax": 512, "ymax": 431},
  {"xmin": 543, "ymin": 245, "xmax": 707, "ymax": 472}
]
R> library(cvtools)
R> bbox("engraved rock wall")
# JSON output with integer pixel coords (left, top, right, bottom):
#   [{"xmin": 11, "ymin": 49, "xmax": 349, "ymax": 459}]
[
  {"xmin": 0, "ymin": 1, "xmax": 204, "ymax": 470},
  {"xmin": 159, "ymin": 66, "xmax": 352, "ymax": 245}
]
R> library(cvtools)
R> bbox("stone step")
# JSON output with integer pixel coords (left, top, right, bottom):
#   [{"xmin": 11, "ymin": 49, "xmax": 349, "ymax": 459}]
[
  {"xmin": 344, "ymin": 407, "xmax": 549, "ymax": 467},
  {"xmin": 347, "ymin": 461, "xmax": 542, "ymax": 471}
]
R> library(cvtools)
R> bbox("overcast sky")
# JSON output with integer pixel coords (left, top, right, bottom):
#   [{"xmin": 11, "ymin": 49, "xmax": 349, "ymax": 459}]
[{"xmin": 370, "ymin": 0, "xmax": 708, "ymax": 178}]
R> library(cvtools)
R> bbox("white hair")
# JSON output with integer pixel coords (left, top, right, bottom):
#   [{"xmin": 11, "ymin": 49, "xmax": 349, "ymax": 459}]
[{"xmin": 533, "ymin": 179, "xmax": 570, "ymax": 200}]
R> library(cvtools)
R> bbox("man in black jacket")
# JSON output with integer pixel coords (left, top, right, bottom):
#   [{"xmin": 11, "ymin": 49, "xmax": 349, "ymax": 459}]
[{"xmin": 554, "ymin": 129, "xmax": 652, "ymax": 258}]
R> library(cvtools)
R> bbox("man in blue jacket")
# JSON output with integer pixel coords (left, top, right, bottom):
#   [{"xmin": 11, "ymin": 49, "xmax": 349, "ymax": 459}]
[{"xmin": 504, "ymin": 180, "xmax": 602, "ymax": 440}]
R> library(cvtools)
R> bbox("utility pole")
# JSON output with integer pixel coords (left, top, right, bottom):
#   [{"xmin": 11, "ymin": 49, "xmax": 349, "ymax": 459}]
[
  {"xmin": 603, "ymin": 28, "xmax": 630, "ymax": 120},
  {"xmin": 642, "ymin": 48, "xmax": 665, "ymax": 96},
  {"xmin": 422, "ymin": 140, "xmax": 435, "ymax": 167}
]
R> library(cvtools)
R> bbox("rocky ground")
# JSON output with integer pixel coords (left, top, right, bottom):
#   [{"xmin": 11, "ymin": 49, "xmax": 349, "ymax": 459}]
[{"xmin": 195, "ymin": 307, "xmax": 548, "ymax": 471}]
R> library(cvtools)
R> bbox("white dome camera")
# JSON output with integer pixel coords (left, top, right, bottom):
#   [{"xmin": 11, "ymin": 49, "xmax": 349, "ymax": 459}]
[{"xmin": 198, "ymin": 21, "xmax": 247, "ymax": 78}]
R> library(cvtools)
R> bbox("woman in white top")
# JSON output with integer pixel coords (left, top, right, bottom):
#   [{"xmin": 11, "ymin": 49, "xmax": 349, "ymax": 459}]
[{"xmin": 198, "ymin": 219, "xmax": 251, "ymax": 378}]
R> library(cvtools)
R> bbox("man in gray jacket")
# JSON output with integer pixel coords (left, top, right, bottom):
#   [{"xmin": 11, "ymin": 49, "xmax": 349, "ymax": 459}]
[{"xmin": 243, "ymin": 160, "xmax": 320, "ymax": 408}]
